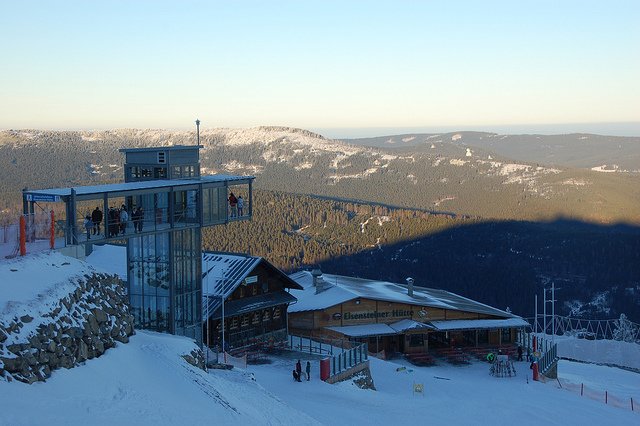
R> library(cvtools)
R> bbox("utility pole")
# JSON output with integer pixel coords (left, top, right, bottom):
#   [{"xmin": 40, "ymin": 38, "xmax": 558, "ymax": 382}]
[
  {"xmin": 551, "ymin": 282, "xmax": 556, "ymax": 342},
  {"xmin": 195, "ymin": 119, "xmax": 201, "ymax": 145},
  {"xmin": 543, "ymin": 289, "xmax": 547, "ymax": 335},
  {"xmin": 221, "ymin": 268, "xmax": 226, "ymax": 363},
  {"xmin": 205, "ymin": 260, "xmax": 210, "ymax": 365},
  {"xmin": 534, "ymin": 294, "xmax": 538, "ymax": 334}
]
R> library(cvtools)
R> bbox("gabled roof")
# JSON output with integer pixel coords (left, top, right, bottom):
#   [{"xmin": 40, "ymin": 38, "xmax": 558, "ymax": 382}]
[
  {"xmin": 204, "ymin": 291, "xmax": 297, "ymax": 320},
  {"xmin": 288, "ymin": 270, "xmax": 518, "ymax": 319},
  {"xmin": 202, "ymin": 251, "xmax": 302, "ymax": 319}
]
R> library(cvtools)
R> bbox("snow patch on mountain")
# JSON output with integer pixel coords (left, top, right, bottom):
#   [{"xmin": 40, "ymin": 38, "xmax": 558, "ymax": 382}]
[
  {"xmin": 328, "ymin": 167, "xmax": 379, "ymax": 183},
  {"xmin": 449, "ymin": 159, "xmax": 468, "ymax": 166},
  {"xmin": 562, "ymin": 178, "xmax": 590, "ymax": 186},
  {"xmin": 434, "ymin": 196, "xmax": 456, "ymax": 206},
  {"xmin": 360, "ymin": 216, "xmax": 391, "ymax": 233},
  {"xmin": 294, "ymin": 162, "xmax": 314, "ymax": 170},
  {"xmin": 591, "ymin": 164, "xmax": 620, "ymax": 173}
]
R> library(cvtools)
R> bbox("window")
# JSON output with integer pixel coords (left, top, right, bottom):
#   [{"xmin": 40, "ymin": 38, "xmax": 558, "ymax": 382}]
[
  {"xmin": 251, "ymin": 285, "xmax": 258, "ymax": 296},
  {"xmin": 239, "ymin": 287, "xmax": 245, "ymax": 298},
  {"xmin": 251, "ymin": 312, "xmax": 260, "ymax": 325},
  {"xmin": 501, "ymin": 328, "xmax": 511, "ymax": 343},
  {"xmin": 241, "ymin": 314, "xmax": 249, "ymax": 328},
  {"xmin": 157, "ymin": 151, "xmax": 166, "ymax": 164},
  {"xmin": 262, "ymin": 310, "xmax": 271, "ymax": 322},
  {"xmin": 154, "ymin": 167, "xmax": 167, "ymax": 179},
  {"xmin": 230, "ymin": 317, "xmax": 239, "ymax": 329},
  {"xmin": 409, "ymin": 334, "xmax": 424, "ymax": 347},
  {"xmin": 262, "ymin": 282, "xmax": 269, "ymax": 294},
  {"xmin": 141, "ymin": 168, "xmax": 153, "ymax": 178},
  {"xmin": 273, "ymin": 307, "xmax": 281, "ymax": 320},
  {"xmin": 130, "ymin": 166, "xmax": 141, "ymax": 179},
  {"xmin": 172, "ymin": 166, "xmax": 182, "ymax": 178}
]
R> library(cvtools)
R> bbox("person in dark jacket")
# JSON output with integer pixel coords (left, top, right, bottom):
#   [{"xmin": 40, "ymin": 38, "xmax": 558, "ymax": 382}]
[
  {"xmin": 292, "ymin": 369, "xmax": 299, "ymax": 382},
  {"xmin": 295, "ymin": 360, "xmax": 302, "ymax": 382},
  {"xmin": 306, "ymin": 361, "xmax": 311, "ymax": 381},
  {"xmin": 91, "ymin": 206, "xmax": 103, "ymax": 235},
  {"xmin": 517, "ymin": 346, "xmax": 523, "ymax": 361}
]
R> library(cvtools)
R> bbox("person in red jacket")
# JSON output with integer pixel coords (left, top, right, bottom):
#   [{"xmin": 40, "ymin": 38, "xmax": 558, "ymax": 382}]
[{"xmin": 228, "ymin": 192, "xmax": 238, "ymax": 217}]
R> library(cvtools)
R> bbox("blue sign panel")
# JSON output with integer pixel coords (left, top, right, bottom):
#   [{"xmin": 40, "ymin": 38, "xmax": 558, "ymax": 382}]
[{"xmin": 25, "ymin": 194, "xmax": 61, "ymax": 202}]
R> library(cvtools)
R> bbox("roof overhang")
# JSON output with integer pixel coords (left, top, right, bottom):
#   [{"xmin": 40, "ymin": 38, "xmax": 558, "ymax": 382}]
[
  {"xmin": 428, "ymin": 318, "xmax": 531, "ymax": 332},
  {"xmin": 205, "ymin": 291, "xmax": 297, "ymax": 320}
]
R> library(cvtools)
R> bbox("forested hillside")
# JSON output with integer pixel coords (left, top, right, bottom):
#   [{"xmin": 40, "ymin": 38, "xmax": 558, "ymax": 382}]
[
  {"xmin": 1, "ymin": 128, "xmax": 638, "ymax": 322},
  {"xmin": 2, "ymin": 128, "xmax": 640, "ymax": 222},
  {"xmin": 205, "ymin": 191, "xmax": 640, "ymax": 323}
]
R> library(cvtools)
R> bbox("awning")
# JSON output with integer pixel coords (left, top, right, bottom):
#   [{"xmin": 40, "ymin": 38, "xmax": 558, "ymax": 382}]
[
  {"xmin": 325, "ymin": 323, "xmax": 398, "ymax": 337},
  {"xmin": 390, "ymin": 319, "xmax": 434, "ymax": 333},
  {"xmin": 205, "ymin": 291, "xmax": 297, "ymax": 320},
  {"xmin": 428, "ymin": 318, "xmax": 530, "ymax": 332}
]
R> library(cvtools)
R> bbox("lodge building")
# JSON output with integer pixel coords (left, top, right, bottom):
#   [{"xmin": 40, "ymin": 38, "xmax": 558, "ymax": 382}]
[
  {"xmin": 202, "ymin": 252, "xmax": 302, "ymax": 350},
  {"xmin": 288, "ymin": 270, "xmax": 529, "ymax": 356}
]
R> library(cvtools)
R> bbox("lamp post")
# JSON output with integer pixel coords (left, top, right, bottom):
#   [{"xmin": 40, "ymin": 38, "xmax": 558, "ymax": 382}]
[
  {"xmin": 542, "ymin": 282, "xmax": 557, "ymax": 341},
  {"xmin": 195, "ymin": 119, "xmax": 200, "ymax": 145},
  {"xmin": 205, "ymin": 260, "xmax": 210, "ymax": 366}
]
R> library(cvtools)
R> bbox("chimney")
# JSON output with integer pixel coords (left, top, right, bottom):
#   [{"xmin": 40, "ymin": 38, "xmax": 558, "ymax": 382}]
[
  {"xmin": 406, "ymin": 277, "xmax": 414, "ymax": 298},
  {"xmin": 311, "ymin": 268, "xmax": 332, "ymax": 294},
  {"xmin": 311, "ymin": 268, "xmax": 322, "ymax": 288}
]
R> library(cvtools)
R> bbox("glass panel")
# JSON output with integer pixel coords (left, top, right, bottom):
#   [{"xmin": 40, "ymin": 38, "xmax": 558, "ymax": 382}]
[{"xmin": 155, "ymin": 192, "xmax": 169, "ymax": 231}]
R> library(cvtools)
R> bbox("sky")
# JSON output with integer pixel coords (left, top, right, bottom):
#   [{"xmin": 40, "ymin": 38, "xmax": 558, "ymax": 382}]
[{"xmin": 1, "ymin": 1, "xmax": 639, "ymax": 137}]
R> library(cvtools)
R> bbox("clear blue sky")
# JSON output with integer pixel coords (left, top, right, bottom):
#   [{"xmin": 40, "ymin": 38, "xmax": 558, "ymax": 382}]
[{"xmin": 1, "ymin": 0, "xmax": 639, "ymax": 136}]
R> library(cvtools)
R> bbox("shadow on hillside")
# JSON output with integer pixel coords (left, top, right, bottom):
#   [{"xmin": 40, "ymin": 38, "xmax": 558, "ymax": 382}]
[{"xmin": 312, "ymin": 218, "xmax": 640, "ymax": 323}]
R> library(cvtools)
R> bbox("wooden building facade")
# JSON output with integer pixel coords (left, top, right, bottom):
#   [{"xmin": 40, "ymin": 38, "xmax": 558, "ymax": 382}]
[
  {"xmin": 202, "ymin": 252, "xmax": 302, "ymax": 351},
  {"xmin": 288, "ymin": 271, "xmax": 528, "ymax": 356}
]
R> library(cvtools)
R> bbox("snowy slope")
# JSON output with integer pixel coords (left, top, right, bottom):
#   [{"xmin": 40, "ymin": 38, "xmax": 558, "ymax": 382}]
[
  {"xmin": 0, "ymin": 331, "xmax": 318, "ymax": 426},
  {"xmin": 1, "ymin": 249, "xmax": 639, "ymax": 425}
]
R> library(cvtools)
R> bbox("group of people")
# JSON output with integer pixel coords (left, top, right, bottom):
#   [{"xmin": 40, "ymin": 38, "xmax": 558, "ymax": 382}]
[
  {"xmin": 292, "ymin": 359, "xmax": 311, "ymax": 382},
  {"xmin": 82, "ymin": 205, "xmax": 145, "ymax": 239},
  {"xmin": 228, "ymin": 192, "xmax": 245, "ymax": 217}
]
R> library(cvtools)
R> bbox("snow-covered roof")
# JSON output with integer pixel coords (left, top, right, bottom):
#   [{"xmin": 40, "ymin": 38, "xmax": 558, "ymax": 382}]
[
  {"xmin": 326, "ymin": 323, "xmax": 398, "ymax": 337},
  {"xmin": 23, "ymin": 175, "xmax": 254, "ymax": 199},
  {"xmin": 429, "ymin": 318, "xmax": 530, "ymax": 331},
  {"xmin": 326, "ymin": 319, "xmax": 435, "ymax": 337},
  {"xmin": 202, "ymin": 252, "xmax": 302, "ymax": 318},
  {"xmin": 288, "ymin": 270, "xmax": 517, "ymax": 319},
  {"xmin": 390, "ymin": 319, "xmax": 435, "ymax": 332}
]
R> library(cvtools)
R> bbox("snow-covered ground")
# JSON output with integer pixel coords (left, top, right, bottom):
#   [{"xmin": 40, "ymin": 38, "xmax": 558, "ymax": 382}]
[
  {"xmin": 1, "ymin": 250, "xmax": 639, "ymax": 425},
  {"xmin": 251, "ymin": 354, "xmax": 639, "ymax": 425}
]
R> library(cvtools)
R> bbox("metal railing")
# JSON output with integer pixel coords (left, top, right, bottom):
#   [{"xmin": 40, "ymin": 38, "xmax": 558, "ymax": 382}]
[
  {"xmin": 538, "ymin": 343, "xmax": 558, "ymax": 375},
  {"xmin": 526, "ymin": 315, "xmax": 640, "ymax": 343},
  {"xmin": 329, "ymin": 343, "xmax": 368, "ymax": 377}
]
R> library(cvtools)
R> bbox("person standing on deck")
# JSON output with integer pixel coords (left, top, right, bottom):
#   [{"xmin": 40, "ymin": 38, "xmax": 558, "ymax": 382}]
[
  {"xmin": 295, "ymin": 360, "xmax": 302, "ymax": 382},
  {"xmin": 305, "ymin": 361, "xmax": 311, "ymax": 381},
  {"xmin": 228, "ymin": 192, "xmax": 238, "ymax": 217},
  {"xmin": 91, "ymin": 206, "xmax": 102, "ymax": 235}
]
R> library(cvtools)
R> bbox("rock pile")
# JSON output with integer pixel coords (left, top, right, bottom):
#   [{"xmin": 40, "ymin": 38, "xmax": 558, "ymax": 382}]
[{"xmin": 0, "ymin": 273, "xmax": 135, "ymax": 384}]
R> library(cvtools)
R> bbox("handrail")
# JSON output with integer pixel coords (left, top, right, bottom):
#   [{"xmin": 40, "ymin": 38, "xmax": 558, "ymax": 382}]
[
  {"xmin": 329, "ymin": 343, "xmax": 368, "ymax": 378},
  {"xmin": 538, "ymin": 343, "xmax": 558, "ymax": 375}
]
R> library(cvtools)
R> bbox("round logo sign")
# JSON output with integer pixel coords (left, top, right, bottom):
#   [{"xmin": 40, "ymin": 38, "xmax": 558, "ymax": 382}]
[
  {"xmin": 418, "ymin": 309, "xmax": 428, "ymax": 318},
  {"xmin": 486, "ymin": 353, "xmax": 495, "ymax": 362},
  {"xmin": 332, "ymin": 312, "xmax": 342, "ymax": 320}
]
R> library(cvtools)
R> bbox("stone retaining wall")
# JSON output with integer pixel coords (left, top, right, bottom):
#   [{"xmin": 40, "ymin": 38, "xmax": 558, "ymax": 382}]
[{"xmin": 0, "ymin": 273, "xmax": 135, "ymax": 384}]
